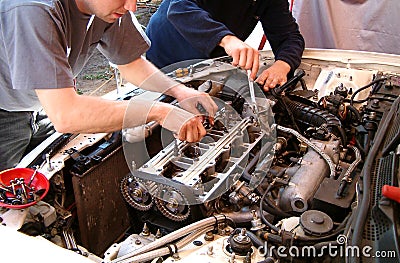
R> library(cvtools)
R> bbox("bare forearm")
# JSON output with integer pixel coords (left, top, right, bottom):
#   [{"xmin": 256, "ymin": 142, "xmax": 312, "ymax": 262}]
[
  {"xmin": 118, "ymin": 56, "xmax": 181, "ymax": 96},
  {"xmin": 36, "ymin": 86, "xmax": 186, "ymax": 135},
  {"xmin": 36, "ymin": 88, "xmax": 129, "ymax": 133},
  {"xmin": 57, "ymin": 96, "xmax": 129, "ymax": 133}
]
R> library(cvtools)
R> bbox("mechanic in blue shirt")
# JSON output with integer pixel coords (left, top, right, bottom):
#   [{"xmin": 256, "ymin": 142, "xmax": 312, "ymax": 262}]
[{"xmin": 146, "ymin": 0, "xmax": 305, "ymax": 90}]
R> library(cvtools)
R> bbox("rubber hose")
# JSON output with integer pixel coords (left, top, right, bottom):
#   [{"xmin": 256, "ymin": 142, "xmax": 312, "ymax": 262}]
[{"xmin": 283, "ymin": 98, "xmax": 347, "ymax": 144}]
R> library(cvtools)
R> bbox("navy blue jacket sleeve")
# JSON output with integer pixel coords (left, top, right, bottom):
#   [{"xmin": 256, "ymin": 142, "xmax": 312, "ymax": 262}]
[
  {"xmin": 260, "ymin": 0, "xmax": 305, "ymax": 70},
  {"xmin": 166, "ymin": 0, "xmax": 233, "ymax": 56},
  {"xmin": 164, "ymin": 0, "xmax": 304, "ymax": 71}
]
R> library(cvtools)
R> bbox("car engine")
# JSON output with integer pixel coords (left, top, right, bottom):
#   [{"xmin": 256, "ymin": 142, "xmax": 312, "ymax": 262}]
[{"xmin": 1, "ymin": 49, "xmax": 399, "ymax": 263}]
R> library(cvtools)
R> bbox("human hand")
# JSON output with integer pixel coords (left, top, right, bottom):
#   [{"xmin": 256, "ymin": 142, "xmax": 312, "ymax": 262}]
[
  {"xmin": 123, "ymin": 98, "xmax": 207, "ymax": 143},
  {"xmin": 219, "ymin": 35, "xmax": 259, "ymax": 80},
  {"xmin": 169, "ymin": 84, "xmax": 218, "ymax": 125},
  {"xmin": 159, "ymin": 103, "xmax": 207, "ymax": 142},
  {"xmin": 255, "ymin": 60, "xmax": 291, "ymax": 91}
]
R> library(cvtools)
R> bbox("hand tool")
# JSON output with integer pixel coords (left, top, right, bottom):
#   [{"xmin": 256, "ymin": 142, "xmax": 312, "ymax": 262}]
[{"xmin": 247, "ymin": 70, "xmax": 259, "ymax": 116}]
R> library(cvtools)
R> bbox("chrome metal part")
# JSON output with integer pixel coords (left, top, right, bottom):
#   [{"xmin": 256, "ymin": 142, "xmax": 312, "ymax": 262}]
[
  {"xmin": 120, "ymin": 176, "xmax": 153, "ymax": 211},
  {"xmin": 154, "ymin": 186, "xmax": 191, "ymax": 221},
  {"xmin": 279, "ymin": 137, "xmax": 341, "ymax": 213},
  {"xmin": 136, "ymin": 113, "xmax": 267, "ymax": 204}
]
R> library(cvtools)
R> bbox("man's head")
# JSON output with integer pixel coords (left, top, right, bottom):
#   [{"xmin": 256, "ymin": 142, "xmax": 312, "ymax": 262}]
[{"xmin": 75, "ymin": 0, "xmax": 137, "ymax": 23}]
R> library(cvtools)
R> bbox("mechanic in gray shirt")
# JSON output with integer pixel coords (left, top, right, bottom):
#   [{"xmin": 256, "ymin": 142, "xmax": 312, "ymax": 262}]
[{"xmin": 0, "ymin": 0, "xmax": 217, "ymax": 170}]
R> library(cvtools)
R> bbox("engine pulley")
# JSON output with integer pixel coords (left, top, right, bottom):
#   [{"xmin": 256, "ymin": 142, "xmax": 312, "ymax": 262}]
[
  {"xmin": 120, "ymin": 176, "xmax": 153, "ymax": 211},
  {"xmin": 154, "ymin": 186, "xmax": 190, "ymax": 221}
]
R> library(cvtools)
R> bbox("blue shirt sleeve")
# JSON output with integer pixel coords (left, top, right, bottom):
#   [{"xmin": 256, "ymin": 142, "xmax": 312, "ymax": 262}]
[
  {"xmin": 259, "ymin": 0, "xmax": 305, "ymax": 70},
  {"xmin": 166, "ymin": 0, "xmax": 234, "ymax": 56},
  {"xmin": 146, "ymin": 0, "xmax": 304, "ymax": 71}
]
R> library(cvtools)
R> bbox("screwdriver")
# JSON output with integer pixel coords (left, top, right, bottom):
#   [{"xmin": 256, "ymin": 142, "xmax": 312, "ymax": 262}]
[{"xmin": 247, "ymin": 70, "xmax": 259, "ymax": 116}]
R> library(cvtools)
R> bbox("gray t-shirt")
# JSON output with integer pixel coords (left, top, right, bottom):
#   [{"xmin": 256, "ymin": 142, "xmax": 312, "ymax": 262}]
[{"xmin": 0, "ymin": 0, "xmax": 150, "ymax": 111}]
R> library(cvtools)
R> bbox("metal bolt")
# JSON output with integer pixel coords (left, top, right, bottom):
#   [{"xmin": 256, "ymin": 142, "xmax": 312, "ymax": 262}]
[
  {"xmin": 0, "ymin": 182, "xmax": 11, "ymax": 191},
  {"xmin": 28, "ymin": 166, "xmax": 39, "ymax": 186},
  {"xmin": 252, "ymin": 210, "xmax": 257, "ymax": 219},
  {"xmin": 204, "ymin": 231, "xmax": 214, "ymax": 241},
  {"xmin": 0, "ymin": 186, "xmax": 12, "ymax": 194},
  {"xmin": 141, "ymin": 223, "xmax": 150, "ymax": 236},
  {"xmin": 46, "ymin": 154, "xmax": 54, "ymax": 171},
  {"xmin": 17, "ymin": 178, "xmax": 27, "ymax": 198},
  {"xmin": 155, "ymin": 229, "xmax": 162, "ymax": 239},
  {"xmin": 207, "ymin": 245, "xmax": 214, "ymax": 255},
  {"xmin": 9, "ymin": 180, "xmax": 16, "ymax": 195},
  {"xmin": 371, "ymin": 99, "xmax": 380, "ymax": 109}
]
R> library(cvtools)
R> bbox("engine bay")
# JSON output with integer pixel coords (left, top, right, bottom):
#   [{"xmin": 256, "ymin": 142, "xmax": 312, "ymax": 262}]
[{"xmin": 1, "ymin": 49, "xmax": 399, "ymax": 262}]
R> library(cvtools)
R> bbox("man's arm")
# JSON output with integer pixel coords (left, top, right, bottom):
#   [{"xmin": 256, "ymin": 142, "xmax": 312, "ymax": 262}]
[
  {"xmin": 36, "ymin": 87, "xmax": 207, "ymax": 142},
  {"xmin": 166, "ymin": 0, "xmax": 232, "ymax": 57},
  {"xmin": 117, "ymin": 57, "xmax": 218, "ymax": 117},
  {"xmin": 36, "ymin": 57, "xmax": 217, "ymax": 142},
  {"xmin": 260, "ymin": 0, "xmax": 305, "ymax": 72},
  {"xmin": 166, "ymin": 0, "xmax": 259, "ymax": 79},
  {"xmin": 253, "ymin": 0, "xmax": 304, "ymax": 89},
  {"xmin": 36, "ymin": 88, "xmax": 128, "ymax": 133}
]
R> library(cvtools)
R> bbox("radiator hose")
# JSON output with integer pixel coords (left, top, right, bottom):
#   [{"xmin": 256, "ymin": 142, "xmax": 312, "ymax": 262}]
[{"xmin": 283, "ymin": 98, "xmax": 347, "ymax": 144}]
